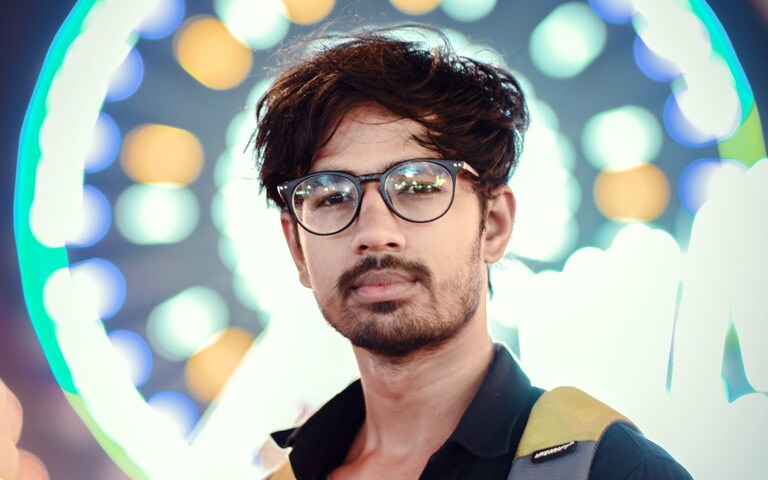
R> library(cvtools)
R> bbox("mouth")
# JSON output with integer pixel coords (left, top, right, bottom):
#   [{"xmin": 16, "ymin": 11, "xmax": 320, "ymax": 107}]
[{"xmin": 349, "ymin": 269, "xmax": 418, "ymax": 303}]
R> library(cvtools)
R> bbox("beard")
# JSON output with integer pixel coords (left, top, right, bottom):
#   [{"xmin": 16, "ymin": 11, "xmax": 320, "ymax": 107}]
[{"xmin": 316, "ymin": 242, "xmax": 484, "ymax": 359}]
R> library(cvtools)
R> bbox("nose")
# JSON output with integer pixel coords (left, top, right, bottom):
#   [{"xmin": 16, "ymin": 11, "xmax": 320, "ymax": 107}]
[{"xmin": 350, "ymin": 183, "xmax": 406, "ymax": 254}]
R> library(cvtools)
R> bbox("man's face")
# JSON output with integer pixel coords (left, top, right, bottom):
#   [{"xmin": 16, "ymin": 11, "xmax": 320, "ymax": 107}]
[{"xmin": 281, "ymin": 104, "xmax": 498, "ymax": 359}]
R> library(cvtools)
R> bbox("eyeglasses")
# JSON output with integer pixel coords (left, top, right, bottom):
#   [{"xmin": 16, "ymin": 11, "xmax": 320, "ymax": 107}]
[{"xmin": 278, "ymin": 158, "xmax": 480, "ymax": 236}]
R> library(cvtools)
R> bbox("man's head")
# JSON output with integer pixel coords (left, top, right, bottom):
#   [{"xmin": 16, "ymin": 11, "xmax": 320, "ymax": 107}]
[
  {"xmin": 255, "ymin": 24, "xmax": 529, "ymax": 210},
  {"xmin": 253, "ymin": 25, "xmax": 529, "ymax": 359}
]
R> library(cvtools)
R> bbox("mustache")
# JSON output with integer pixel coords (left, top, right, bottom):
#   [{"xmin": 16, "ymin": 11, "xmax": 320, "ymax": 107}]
[{"xmin": 336, "ymin": 255, "xmax": 433, "ymax": 294}]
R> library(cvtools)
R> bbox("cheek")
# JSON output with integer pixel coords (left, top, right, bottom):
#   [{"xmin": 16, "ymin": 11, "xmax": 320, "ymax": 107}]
[{"xmin": 303, "ymin": 242, "xmax": 344, "ymax": 290}]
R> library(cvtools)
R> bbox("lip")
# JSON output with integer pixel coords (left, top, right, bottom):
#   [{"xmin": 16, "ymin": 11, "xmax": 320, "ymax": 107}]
[{"xmin": 350, "ymin": 270, "xmax": 418, "ymax": 303}]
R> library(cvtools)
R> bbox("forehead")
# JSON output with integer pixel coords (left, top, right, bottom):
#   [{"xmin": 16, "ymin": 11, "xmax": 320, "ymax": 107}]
[{"xmin": 311, "ymin": 104, "xmax": 437, "ymax": 174}]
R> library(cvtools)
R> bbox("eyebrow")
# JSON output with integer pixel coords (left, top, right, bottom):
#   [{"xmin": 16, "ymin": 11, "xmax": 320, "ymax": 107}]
[{"xmin": 309, "ymin": 157, "xmax": 441, "ymax": 175}]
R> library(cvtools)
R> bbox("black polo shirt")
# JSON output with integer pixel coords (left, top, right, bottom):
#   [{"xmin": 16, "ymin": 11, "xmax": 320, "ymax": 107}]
[{"xmin": 272, "ymin": 345, "xmax": 692, "ymax": 479}]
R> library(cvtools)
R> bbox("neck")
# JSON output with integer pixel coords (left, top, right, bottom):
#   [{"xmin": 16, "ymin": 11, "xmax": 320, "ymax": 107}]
[{"xmin": 349, "ymin": 315, "xmax": 494, "ymax": 459}]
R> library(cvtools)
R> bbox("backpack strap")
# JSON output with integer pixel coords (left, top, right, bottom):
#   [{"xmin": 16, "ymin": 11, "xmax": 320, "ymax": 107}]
[{"xmin": 508, "ymin": 386, "xmax": 636, "ymax": 480}]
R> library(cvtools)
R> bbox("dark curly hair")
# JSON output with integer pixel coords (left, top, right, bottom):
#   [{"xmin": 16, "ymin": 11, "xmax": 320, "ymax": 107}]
[{"xmin": 254, "ymin": 24, "xmax": 529, "ymax": 209}]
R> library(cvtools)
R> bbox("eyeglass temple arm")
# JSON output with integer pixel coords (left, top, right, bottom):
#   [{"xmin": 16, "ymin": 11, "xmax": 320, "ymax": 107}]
[{"xmin": 461, "ymin": 162, "xmax": 480, "ymax": 178}]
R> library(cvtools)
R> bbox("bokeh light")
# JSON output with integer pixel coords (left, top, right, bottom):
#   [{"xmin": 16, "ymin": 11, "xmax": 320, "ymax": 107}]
[
  {"xmin": 69, "ymin": 258, "xmax": 127, "ymax": 320},
  {"xmin": 441, "ymin": 0, "xmax": 496, "ymax": 22},
  {"xmin": 84, "ymin": 112, "xmax": 121, "ymax": 173},
  {"xmin": 115, "ymin": 184, "xmax": 199, "ymax": 244},
  {"xmin": 43, "ymin": 267, "xmax": 98, "ymax": 327},
  {"xmin": 663, "ymin": 92, "xmax": 717, "ymax": 148},
  {"xmin": 678, "ymin": 158, "xmax": 748, "ymax": 214},
  {"xmin": 673, "ymin": 66, "xmax": 741, "ymax": 141},
  {"xmin": 282, "ymin": 0, "xmax": 335, "ymax": 24},
  {"xmin": 14, "ymin": 0, "xmax": 768, "ymax": 478},
  {"xmin": 214, "ymin": 0, "xmax": 290, "ymax": 50},
  {"xmin": 594, "ymin": 163, "xmax": 670, "ymax": 222},
  {"xmin": 136, "ymin": 0, "xmax": 185, "ymax": 40},
  {"xmin": 530, "ymin": 2, "xmax": 607, "ymax": 79},
  {"xmin": 632, "ymin": 35, "xmax": 680, "ymax": 83},
  {"xmin": 174, "ymin": 16, "xmax": 253, "ymax": 90},
  {"xmin": 389, "ymin": 0, "xmax": 441, "ymax": 16},
  {"xmin": 184, "ymin": 327, "xmax": 254, "ymax": 403},
  {"xmin": 108, "ymin": 329, "xmax": 153, "ymax": 387},
  {"xmin": 635, "ymin": 5, "xmax": 711, "ymax": 73},
  {"xmin": 147, "ymin": 286, "xmax": 230, "ymax": 362},
  {"xmin": 588, "ymin": 0, "xmax": 635, "ymax": 24},
  {"xmin": 147, "ymin": 391, "xmax": 200, "ymax": 438},
  {"xmin": 121, "ymin": 123, "xmax": 204, "ymax": 185},
  {"xmin": 66, "ymin": 185, "xmax": 112, "ymax": 248},
  {"xmin": 582, "ymin": 105, "xmax": 663, "ymax": 170},
  {"xmin": 509, "ymin": 97, "xmax": 580, "ymax": 263},
  {"xmin": 105, "ymin": 48, "xmax": 144, "ymax": 102}
]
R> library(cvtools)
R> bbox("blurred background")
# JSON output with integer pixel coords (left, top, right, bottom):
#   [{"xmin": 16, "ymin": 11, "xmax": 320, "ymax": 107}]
[{"xmin": 2, "ymin": 0, "xmax": 767, "ymax": 478}]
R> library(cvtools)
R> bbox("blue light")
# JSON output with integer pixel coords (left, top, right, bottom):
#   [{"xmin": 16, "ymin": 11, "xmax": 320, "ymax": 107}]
[
  {"xmin": 137, "ymin": 0, "xmax": 186, "ymax": 40},
  {"xmin": 108, "ymin": 329, "xmax": 153, "ymax": 387},
  {"xmin": 678, "ymin": 158, "xmax": 720, "ymax": 214},
  {"xmin": 633, "ymin": 36, "xmax": 680, "ymax": 83},
  {"xmin": 587, "ymin": 0, "xmax": 634, "ymax": 24},
  {"xmin": 67, "ymin": 185, "xmax": 112, "ymax": 248},
  {"xmin": 678, "ymin": 158, "xmax": 747, "ymax": 215},
  {"xmin": 84, "ymin": 112, "xmax": 121, "ymax": 173},
  {"xmin": 106, "ymin": 48, "xmax": 144, "ymax": 102},
  {"xmin": 147, "ymin": 391, "xmax": 200, "ymax": 438},
  {"xmin": 70, "ymin": 258, "xmax": 127, "ymax": 319},
  {"xmin": 662, "ymin": 93, "xmax": 717, "ymax": 148}
]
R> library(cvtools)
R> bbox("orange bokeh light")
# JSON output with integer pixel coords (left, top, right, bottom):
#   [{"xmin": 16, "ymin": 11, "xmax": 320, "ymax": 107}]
[
  {"xmin": 121, "ymin": 124, "xmax": 204, "ymax": 185},
  {"xmin": 594, "ymin": 163, "xmax": 670, "ymax": 222}
]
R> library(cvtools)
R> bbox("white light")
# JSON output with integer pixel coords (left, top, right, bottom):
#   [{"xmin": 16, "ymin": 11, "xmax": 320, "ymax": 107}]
[
  {"xmin": 115, "ymin": 184, "xmax": 199, "ymax": 244},
  {"xmin": 508, "ymin": 101, "xmax": 579, "ymax": 262},
  {"xmin": 635, "ymin": 5, "xmax": 711, "ymax": 73},
  {"xmin": 43, "ymin": 267, "xmax": 100, "ymax": 326},
  {"xmin": 441, "ymin": 0, "xmax": 497, "ymax": 23},
  {"xmin": 582, "ymin": 105, "xmax": 663, "ymax": 170},
  {"xmin": 66, "ymin": 185, "xmax": 111, "ymax": 247},
  {"xmin": 147, "ymin": 286, "xmax": 230, "ymax": 361},
  {"xmin": 675, "ymin": 56, "xmax": 742, "ymax": 139},
  {"xmin": 70, "ymin": 258, "xmax": 126, "ymax": 319},
  {"xmin": 226, "ymin": 110, "xmax": 257, "ymax": 151},
  {"xmin": 213, "ymin": 0, "xmax": 289, "ymax": 50},
  {"xmin": 530, "ymin": 2, "xmax": 607, "ymax": 78}
]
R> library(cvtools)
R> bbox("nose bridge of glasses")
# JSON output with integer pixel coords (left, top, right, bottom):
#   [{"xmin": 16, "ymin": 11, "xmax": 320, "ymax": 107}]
[{"xmin": 355, "ymin": 172, "xmax": 390, "ymax": 204}]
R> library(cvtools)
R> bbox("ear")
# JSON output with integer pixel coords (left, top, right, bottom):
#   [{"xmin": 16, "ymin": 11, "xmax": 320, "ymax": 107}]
[
  {"xmin": 482, "ymin": 185, "xmax": 515, "ymax": 264},
  {"xmin": 280, "ymin": 211, "xmax": 312, "ymax": 288}
]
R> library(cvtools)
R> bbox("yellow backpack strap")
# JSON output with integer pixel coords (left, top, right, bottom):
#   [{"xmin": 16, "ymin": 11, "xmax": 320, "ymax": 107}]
[
  {"xmin": 509, "ymin": 386, "xmax": 637, "ymax": 480},
  {"xmin": 264, "ymin": 460, "xmax": 297, "ymax": 480}
]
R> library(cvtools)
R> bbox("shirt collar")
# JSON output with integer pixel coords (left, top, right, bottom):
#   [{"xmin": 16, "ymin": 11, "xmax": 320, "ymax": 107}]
[
  {"xmin": 271, "ymin": 344, "xmax": 532, "ymax": 476},
  {"xmin": 446, "ymin": 343, "xmax": 533, "ymax": 458},
  {"xmin": 272, "ymin": 380, "xmax": 365, "ymax": 479}
]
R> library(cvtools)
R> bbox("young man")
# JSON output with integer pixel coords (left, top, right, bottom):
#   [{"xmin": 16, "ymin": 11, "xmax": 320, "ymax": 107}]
[{"xmin": 254, "ymin": 25, "xmax": 691, "ymax": 480}]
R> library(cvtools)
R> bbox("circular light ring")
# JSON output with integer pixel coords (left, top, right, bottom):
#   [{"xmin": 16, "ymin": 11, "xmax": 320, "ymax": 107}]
[{"xmin": 15, "ymin": 1, "xmax": 221, "ymax": 478}]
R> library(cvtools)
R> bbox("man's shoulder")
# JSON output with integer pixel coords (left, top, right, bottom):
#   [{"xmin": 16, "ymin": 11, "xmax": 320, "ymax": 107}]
[
  {"xmin": 517, "ymin": 386, "xmax": 692, "ymax": 480},
  {"xmin": 590, "ymin": 422, "xmax": 693, "ymax": 479}
]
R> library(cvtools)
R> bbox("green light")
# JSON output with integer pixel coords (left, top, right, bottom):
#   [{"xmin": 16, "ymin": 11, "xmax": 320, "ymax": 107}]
[
  {"xmin": 530, "ymin": 3, "xmax": 607, "ymax": 78},
  {"xmin": 115, "ymin": 184, "xmax": 199, "ymax": 245}
]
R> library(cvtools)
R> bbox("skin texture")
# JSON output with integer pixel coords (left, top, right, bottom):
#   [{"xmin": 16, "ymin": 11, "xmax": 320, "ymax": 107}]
[
  {"xmin": 0, "ymin": 380, "xmax": 49, "ymax": 480},
  {"xmin": 281, "ymin": 104, "xmax": 516, "ymax": 479}
]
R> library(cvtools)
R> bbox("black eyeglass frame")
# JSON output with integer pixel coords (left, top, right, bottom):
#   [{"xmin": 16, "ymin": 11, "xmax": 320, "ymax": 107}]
[{"xmin": 277, "ymin": 158, "xmax": 480, "ymax": 236}]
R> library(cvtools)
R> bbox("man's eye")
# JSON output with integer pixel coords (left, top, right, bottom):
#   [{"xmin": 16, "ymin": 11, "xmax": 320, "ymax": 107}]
[
  {"xmin": 393, "ymin": 178, "xmax": 445, "ymax": 195},
  {"xmin": 315, "ymin": 191, "xmax": 353, "ymax": 207}
]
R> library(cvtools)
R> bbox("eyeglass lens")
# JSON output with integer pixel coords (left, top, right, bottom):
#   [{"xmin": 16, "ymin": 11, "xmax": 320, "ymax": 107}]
[{"xmin": 291, "ymin": 161, "xmax": 455, "ymax": 234}]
